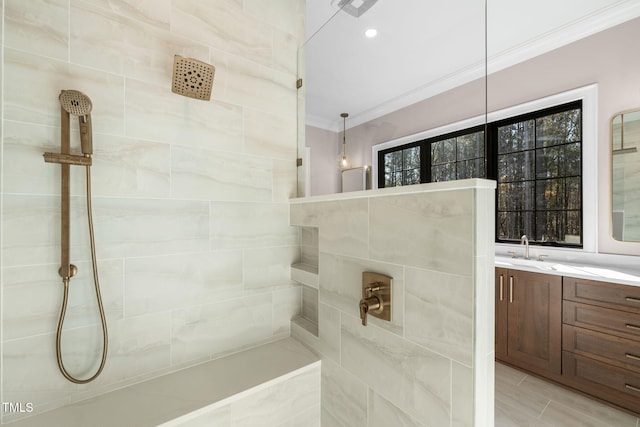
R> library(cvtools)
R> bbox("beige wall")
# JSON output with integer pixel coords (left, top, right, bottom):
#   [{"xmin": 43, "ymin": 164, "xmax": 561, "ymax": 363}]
[
  {"xmin": 0, "ymin": 0, "xmax": 304, "ymax": 422},
  {"xmin": 312, "ymin": 17, "xmax": 640, "ymax": 255}
]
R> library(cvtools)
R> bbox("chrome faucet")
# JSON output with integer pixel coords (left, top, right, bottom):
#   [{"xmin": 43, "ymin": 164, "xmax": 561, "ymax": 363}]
[{"xmin": 520, "ymin": 234, "xmax": 530, "ymax": 260}]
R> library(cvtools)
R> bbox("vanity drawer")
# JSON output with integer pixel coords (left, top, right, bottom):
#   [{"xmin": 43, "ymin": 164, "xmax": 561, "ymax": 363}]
[
  {"xmin": 563, "ymin": 351, "xmax": 640, "ymax": 414},
  {"xmin": 563, "ymin": 325, "xmax": 640, "ymax": 373},
  {"xmin": 563, "ymin": 301, "xmax": 640, "ymax": 341},
  {"xmin": 563, "ymin": 277, "xmax": 640, "ymax": 314}
]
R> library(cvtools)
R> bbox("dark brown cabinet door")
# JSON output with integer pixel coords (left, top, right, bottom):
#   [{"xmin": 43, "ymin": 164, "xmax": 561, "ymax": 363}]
[{"xmin": 496, "ymin": 268, "xmax": 562, "ymax": 377}]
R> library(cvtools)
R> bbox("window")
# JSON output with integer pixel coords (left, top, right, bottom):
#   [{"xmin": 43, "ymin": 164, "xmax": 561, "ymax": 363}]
[{"xmin": 376, "ymin": 101, "xmax": 582, "ymax": 248}]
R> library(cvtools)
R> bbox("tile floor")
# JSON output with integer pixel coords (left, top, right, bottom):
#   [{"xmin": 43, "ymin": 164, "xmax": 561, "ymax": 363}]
[{"xmin": 495, "ymin": 362, "xmax": 640, "ymax": 427}]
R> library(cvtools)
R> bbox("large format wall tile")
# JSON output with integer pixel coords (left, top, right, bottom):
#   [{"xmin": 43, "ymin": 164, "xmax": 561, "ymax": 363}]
[
  {"xmin": 2, "ymin": 259, "xmax": 124, "ymax": 341},
  {"xmin": 125, "ymin": 79, "xmax": 243, "ymax": 152},
  {"xmin": 172, "ymin": 146, "xmax": 273, "ymax": 202},
  {"xmin": 124, "ymin": 251, "xmax": 243, "ymax": 317},
  {"xmin": 171, "ymin": 295, "xmax": 273, "ymax": 365},
  {"xmin": 81, "ymin": 0, "xmax": 171, "ymax": 30},
  {"xmin": 321, "ymin": 358, "xmax": 368, "ymax": 427},
  {"xmin": 91, "ymin": 198, "xmax": 210, "ymax": 259},
  {"xmin": 369, "ymin": 190, "xmax": 473, "ymax": 275},
  {"xmin": 290, "ymin": 199, "xmax": 369, "ymax": 258},
  {"xmin": 368, "ymin": 392, "xmax": 427, "ymax": 427},
  {"xmin": 243, "ymin": 246, "xmax": 299, "ymax": 293},
  {"xmin": 71, "ymin": 2, "xmax": 206, "ymax": 84},
  {"xmin": 4, "ymin": 0, "xmax": 69, "ymax": 60},
  {"xmin": 244, "ymin": 107, "xmax": 297, "ymax": 160},
  {"xmin": 1, "ymin": 0, "xmax": 304, "ymax": 422},
  {"xmin": 171, "ymin": 0, "xmax": 273, "ymax": 69},
  {"xmin": 405, "ymin": 266, "xmax": 473, "ymax": 366},
  {"xmin": 209, "ymin": 202, "xmax": 297, "ymax": 249},
  {"xmin": 4, "ymin": 48, "xmax": 125, "ymax": 133},
  {"xmin": 341, "ymin": 314, "xmax": 451, "ymax": 424},
  {"xmin": 319, "ymin": 253, "xmax": 404, "ymax": 336}
]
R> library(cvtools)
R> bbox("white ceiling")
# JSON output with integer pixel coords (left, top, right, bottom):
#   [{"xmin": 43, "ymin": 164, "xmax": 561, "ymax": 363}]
[{"xmin": 304, "ymin": 0, "xmax": 640, "ymax": 131}]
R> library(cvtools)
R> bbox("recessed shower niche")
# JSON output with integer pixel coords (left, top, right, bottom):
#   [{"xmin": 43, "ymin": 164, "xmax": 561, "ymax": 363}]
[{"xmin": 290, "ymin": 226, "xmax": 319, "ymax": 336}]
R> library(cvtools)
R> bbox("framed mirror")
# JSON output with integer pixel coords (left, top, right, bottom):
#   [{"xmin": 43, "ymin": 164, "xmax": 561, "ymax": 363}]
[{"xmin": 611, "ymin": 108, "xmax": 640, "ymax": 242}]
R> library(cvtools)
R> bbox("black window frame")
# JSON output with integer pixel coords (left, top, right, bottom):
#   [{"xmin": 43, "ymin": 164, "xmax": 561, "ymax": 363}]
[{"xmin": 377, "ymin": 100, "xmax": 583, "ymax": 249}]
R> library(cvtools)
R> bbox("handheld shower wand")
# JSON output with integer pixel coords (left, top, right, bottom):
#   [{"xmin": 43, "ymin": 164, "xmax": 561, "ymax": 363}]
[
  {"xmin": 43, "ymin": 90, "xmax": 108, "ymax": 384},
  {"xmin": 59, "ymin": 89, "xmax": 93, "ymax": 155}
]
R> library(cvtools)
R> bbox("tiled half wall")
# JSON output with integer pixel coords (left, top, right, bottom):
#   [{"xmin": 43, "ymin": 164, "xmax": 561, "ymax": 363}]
[{"xmin": 290, "ymin": 180, "xmax": 496, "ymax": 427}]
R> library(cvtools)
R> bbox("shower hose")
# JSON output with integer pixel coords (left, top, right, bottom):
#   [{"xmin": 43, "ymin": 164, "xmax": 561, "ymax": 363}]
[{"xmin": 55, "ymin": 165, "xmax": 108, "ymax": 384}]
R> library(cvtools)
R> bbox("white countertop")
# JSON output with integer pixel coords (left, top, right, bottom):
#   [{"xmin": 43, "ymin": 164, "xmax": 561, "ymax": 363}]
[{"xmin": 495, "ymin": 254, "xmax": 640, "ymax": 287}]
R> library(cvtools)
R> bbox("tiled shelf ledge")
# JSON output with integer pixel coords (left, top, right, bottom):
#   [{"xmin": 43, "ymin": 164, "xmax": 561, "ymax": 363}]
[
  {"xmin": 291, "ymin": 315, "xmax": 319, "ymax": 338},
  {"xmin": 290, "ymin": 263, "xmax": 319, "ymax": 289},
  {"xmin": 8, "ymin": 338, "xmax": 320, "ymax": 427}
]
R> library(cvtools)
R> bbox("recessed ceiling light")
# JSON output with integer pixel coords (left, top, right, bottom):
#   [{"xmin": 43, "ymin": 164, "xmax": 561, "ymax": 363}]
[{"xmin": 365, "ymin": 28, "xmax": 378, "ymax": 38}]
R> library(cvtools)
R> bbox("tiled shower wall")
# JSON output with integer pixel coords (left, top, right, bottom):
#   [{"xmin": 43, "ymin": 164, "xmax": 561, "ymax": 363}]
[
  {"xmin": 290, "ymin": 181, "xmax": 496, "ymax": 427},
  {"xmin": 0, "ymin": 0, "xmax": 304, "ymax": 422}
]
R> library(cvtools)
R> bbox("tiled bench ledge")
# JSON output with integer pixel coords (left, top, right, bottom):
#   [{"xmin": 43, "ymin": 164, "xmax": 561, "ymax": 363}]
[{"xmin": 8, "ymin": 338, "xmax": 320, "ymax": 427}]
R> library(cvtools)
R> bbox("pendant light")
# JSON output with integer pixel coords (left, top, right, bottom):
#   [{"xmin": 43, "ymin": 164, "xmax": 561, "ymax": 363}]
[{"xmin": 338, "ymin": 113, "xmax": 351, "ymax": 169}]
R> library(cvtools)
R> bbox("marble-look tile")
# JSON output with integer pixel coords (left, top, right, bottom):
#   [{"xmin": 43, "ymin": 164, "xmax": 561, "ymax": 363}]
[
  {"xmin": 369, "ymin": 190, "xmax": 473, "ymax": 275},
  {"xmin": 125, "ymin": 78, "xmax": 243, "ymax": 153},
  {"xmin": 243, "ymin": 246, "xmax": 299, "ymax": 293},
  {"xmin": 302, "ymin": 286, "xmax": 318, "ymax": 324},
  {"xmin": 2, "ymin": 120, "xmax": 63, "ymax": 196},
  {"xmin": 244, "ymin": 0, "xmax": 306, "ymax": 42},
  {"xmin": 244, "ymin": 107, "xmax": 296, "ymax": 161},
  {"xmin": 169, "ymin": 405, "xmax": 231, "ymax": 427},
  {"xmin": 172, "ymin": 146, "xmax": 273, "ymax": 202},
  {"xmin": 221, "ymin": 54, "xmax": 296, "ymax": 119},
  {"xmin": 474, "ymin": 187, "xmax": 496, "ymax": 257},
  {"xmin": 272, "ymin": 29, "xmax": 301, "ymax": 76},
  {"xmin": 2, "ymin": 259, "xmax": 124, "ymax": 341},
  {"xmin": 89, "ymin": 133, "xmax": 171, "ymax": 198},
  {"xmin": 171, "ymin": 0, "xmax": 274, "ymax": 69},
  {"xmin": 1, "ymin": 333, "xmax": 79, "ymax": 421},
  {"xmin": 71, "ymin": 2, "xmax": 208, "ymax": 84},
  {"xmin": 171, "ymin": 295, "xmax": 273, "ymax": 365},
  {"xmin": 321, "ymin": 358, "xmax": 368, "ymax": 427},
  {"xmin": 272, "ymin": 286, "xmax": 302, "ymax": 337},
  {"xmin": 341, "ymin": 314, "xmax": 451, "ymax": 424},
  {"xmin": 80, "ymin": 0, "xmax": 171, "ymax": 30},
  {"xmin": 4, "ymin": 48, "xmax": 125, "ymax": 133},
  {"xmin": 171, "ymin": 406, "xmax": 231, "ymax": 427},
  {"xmin": 300, "ymin": 234, "xmax": 319, "ymax": 268},
  {"xmin": 124, "ymin": 251, "xmax": 243, "ymax": 316},
  {"xmin": 229, "ymin": 364, "xmax": 320, "ymax": 427},
  {"xmin": 4, "ymin": 0, "xmax": 69, "ymax": 60},
  {"xmin": 368, "ymin": 391, "xmax": 427, "ymax": 427},
  {"xmin": 291, "ymin": 199, "xmax": 369, "ymax": 258},
  {"xmin": 91, "ymin": 197, "xmax": 210, "ymax": 259},
  {"xmin": 452, "ymin": 362, "xmax": 474, "ymax": 427},
  {"xmin": 209, "ymin": 202, "xmax": 297, "ymax": 249},
  {"xmin": 2, "ymin": 195, "xmax": 76, "ymax": 267},
  {"xmin": 272, "ymin": 158, "xmax": 297, "ymax": 202},
  {"xmin": 290, "ymin": 303, "xmax": 340, "ymax": 363},
  {"xmin": 3, "ymin": 120, "xmax": 171, "ymax": 198},
  {"xmin": 87, "ymin": 312, "xmax": 172, "ymax": 388},
  {"xmin": 319, "ymin": 253, "xmax": 404, "ymax": 336},
  {"xmin": 405, "ymin": 266, "xmax": 473, "ymax": 365}
]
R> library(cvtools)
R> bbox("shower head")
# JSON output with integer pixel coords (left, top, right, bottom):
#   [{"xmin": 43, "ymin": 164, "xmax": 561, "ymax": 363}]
[
  {"xmin": 171, "ymin": 55, "xmax": 215, "ymax": 101},
  {"xmin": 59, "ymin": 90, "xmax": 93, "ymax": 155}
]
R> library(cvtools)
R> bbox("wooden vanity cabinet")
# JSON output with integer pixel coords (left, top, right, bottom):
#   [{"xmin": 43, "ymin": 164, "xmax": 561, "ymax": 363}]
[
  {"xmin": 495, "ymin": 268, "xmax": 562, "ymax": 378},
  {"xmin": 562, "ymin": 277, "xmax": 640, "ymax": 414}
]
